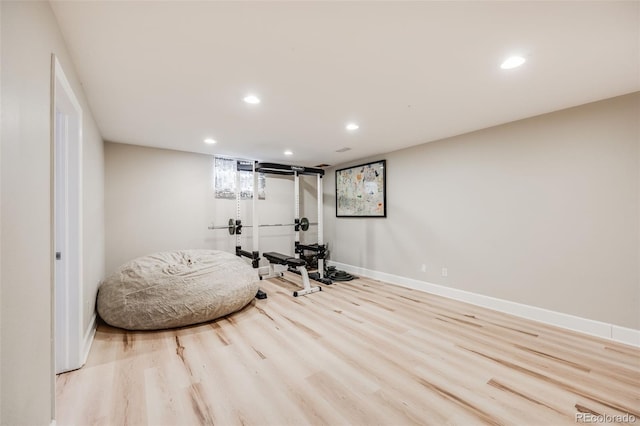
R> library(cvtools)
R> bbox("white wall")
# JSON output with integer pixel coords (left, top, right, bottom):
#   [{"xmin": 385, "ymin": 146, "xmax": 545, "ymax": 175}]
[
  {"xmin": 0, "ymin": 1, "xmax": 105, "ymax": 424},
  {"xmin": 0, "ymin": 2, "xmax": 3, "ymax": 422},
  {"xmin": 82, "ymin": 114, "xmax": 105, "ymax": 338},
  {"xmin": 324, "ymin": 93, "xmax": 639, "ymax": 330},
  {"xmin": 105, "ymin": 143, "xmax": 320, "ymax": 274}
]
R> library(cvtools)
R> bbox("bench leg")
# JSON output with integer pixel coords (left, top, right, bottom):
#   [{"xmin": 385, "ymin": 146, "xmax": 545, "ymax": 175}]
[
  {"xmin": 260, "ymin": 263, "xmax": 285, "ymax": 280},
  {"xmin": 293, "ymin": 266, "xmax": 321, "ymax": 297}
]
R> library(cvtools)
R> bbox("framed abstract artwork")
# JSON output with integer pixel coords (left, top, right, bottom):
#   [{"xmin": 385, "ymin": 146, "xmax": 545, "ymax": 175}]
[{"xmin": 336, "ymin": 159, "xmax": 386, "ymax": 217}]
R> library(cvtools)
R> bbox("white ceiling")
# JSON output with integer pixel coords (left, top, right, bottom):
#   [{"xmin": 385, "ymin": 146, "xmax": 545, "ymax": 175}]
[{"xmin": 50, "ymin": 1, "xmax": 639, "ymax": 167}]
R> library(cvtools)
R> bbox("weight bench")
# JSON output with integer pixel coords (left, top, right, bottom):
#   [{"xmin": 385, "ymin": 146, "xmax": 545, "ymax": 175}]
[{"xmin": 262, "ymin": 252, "xmax": 321, "ymax": 297}]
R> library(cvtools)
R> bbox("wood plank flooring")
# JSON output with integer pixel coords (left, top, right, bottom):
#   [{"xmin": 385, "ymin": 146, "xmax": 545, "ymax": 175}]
[{"xmin": 56, "ymin": 274, "xmax": 640, "ymax": 426}]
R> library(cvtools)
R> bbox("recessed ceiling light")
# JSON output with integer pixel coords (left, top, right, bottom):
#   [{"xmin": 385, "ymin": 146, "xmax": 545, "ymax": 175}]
[
  {"xmin": 346, "ymin": 123, "xmax": 359, "ymax": 131},
  {"xmin": 243, "ymin": 94, "xmax": 261, "ymax": 104},
  {"xmin": 500, "ymin": 56, "xmax": 526, "ymax": 70},
  {"xmin": 284, "ymin": 150, "xmax": 293, "ymax": 156},
  {"xmin": 204, "ymin": 138, "xmax": 216, "ymax": 144}
]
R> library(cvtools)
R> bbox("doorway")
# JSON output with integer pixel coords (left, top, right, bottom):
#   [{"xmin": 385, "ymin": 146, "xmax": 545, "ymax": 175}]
[{"xmin": 52, "ymin": 55, "xmax": 83, "ymax": 374}]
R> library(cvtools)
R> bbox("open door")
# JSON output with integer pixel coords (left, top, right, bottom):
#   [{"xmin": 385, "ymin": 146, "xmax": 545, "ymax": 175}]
[{"xmin": 52, "ymin": 55, "xmax": 83, "ymax": 374}]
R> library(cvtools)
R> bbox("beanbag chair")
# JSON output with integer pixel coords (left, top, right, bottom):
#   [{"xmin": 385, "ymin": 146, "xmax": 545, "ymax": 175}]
[{"xmin": 97, "ymin": 249, "xmax": 259, "ymax": 330}]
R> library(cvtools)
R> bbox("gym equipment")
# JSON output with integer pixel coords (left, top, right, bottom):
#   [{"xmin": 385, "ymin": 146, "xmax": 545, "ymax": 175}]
[
  {"xmin": 207, "ymin": 217, "xmax": 315, "ymax": 235},
  {"xmin": 328, "ymin": 270, "xmax": 355, "ymax": 281},
  {"xmin": 255, "ymin": 162, "xmax": 330, "ymax": 286},
  {"xmin": 206, "ymin": 159, "xmax": 331, "ymax": 296},
  {"xmin": 325, "ymin": 265, "xmax": 355, "ymax": 281},
  {"xmin": 205, "ymin": 218, "xmax": 236, "ymax": 235},
  {"xmin": 262, "ymin": 252, "xmax": 321, "ymax": 297},
  {"xmin": 295, "ymin": 243, "xmax": 332, "ymax": 284}
]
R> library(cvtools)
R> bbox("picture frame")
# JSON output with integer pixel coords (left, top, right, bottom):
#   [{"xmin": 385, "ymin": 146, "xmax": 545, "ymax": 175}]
[{"xmin": 336, "ymin": 159, "xmax": 386, "ymax": 217}]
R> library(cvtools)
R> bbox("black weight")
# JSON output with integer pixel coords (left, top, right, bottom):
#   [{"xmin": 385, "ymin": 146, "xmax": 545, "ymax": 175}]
[
  {"xmin": 328, "ymin": 269, "xmax": 355, "ymax": 281},
  {"xmin": 300, "ymin": 217, "xmax": 310, "ymax": 231},
  {"xmin": 228, "ymin": 218, "xmax": 235, "ymax": 235}
]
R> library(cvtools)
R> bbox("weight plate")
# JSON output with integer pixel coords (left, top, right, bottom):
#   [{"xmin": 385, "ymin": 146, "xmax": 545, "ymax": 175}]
[
  {"xmin": 300, "ymin": 217, "xmax": 310, "ymax": 231},
  {"xmin": 228, "ymin": 218, "xmax": 235, "ymax": 235}
]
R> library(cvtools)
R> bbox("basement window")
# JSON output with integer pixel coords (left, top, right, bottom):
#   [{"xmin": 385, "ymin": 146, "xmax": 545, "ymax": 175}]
[{"xmin": 213, "ymin": 157, "xmax": 265, "ymax": 200}]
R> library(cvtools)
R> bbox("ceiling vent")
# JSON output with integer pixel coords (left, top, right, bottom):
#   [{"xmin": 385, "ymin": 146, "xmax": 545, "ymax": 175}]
[{"xmin": 335, "ymin": 147, "xmax": 351, "ymax": 153}]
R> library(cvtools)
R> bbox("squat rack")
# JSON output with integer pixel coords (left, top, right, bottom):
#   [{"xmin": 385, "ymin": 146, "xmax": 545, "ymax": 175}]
[
  {"xmin": 213, "ymin": 161, "xmax": 327, "ymax": 278},
  {"xmin": 253, "ymin": 162, "xmax": 328, "ymax": 282},
  {"xmin": 234, "ymin": 160, "xmax": 260, "ymax": 267}
]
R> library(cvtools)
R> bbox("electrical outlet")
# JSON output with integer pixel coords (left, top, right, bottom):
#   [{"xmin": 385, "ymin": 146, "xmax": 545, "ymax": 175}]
[
  {"xmin": 441, "ymin": 267, "xmax": 448, "ymax": 277},
  {"xmin": 421, "ymin": 264, "xmax": 427, "ymax": 273}
]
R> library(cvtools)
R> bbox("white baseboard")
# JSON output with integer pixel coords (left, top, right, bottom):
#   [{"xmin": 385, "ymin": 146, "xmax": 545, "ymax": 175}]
[
  {"xmin": 81, "ymin": 313, "xmax": 97, "ymax": 366},
  {"xmin": 611, "ymin": 325, "xmax": 640, "ymax": 346},
  {"xmin": 329, "ymin": 261, "xmax": 640, "ymax": 347}
]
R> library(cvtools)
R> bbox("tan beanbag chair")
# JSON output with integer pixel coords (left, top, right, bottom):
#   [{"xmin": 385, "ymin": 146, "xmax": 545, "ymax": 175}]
[{"xmin": 97, "ymin": 249, "xmax": 259, "ymax": 330}]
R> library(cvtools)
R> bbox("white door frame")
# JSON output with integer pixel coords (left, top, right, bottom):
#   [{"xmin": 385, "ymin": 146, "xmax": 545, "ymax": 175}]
[{"xmin": 51, "ymin": 55, "xmax": 83, "ymax": 375}]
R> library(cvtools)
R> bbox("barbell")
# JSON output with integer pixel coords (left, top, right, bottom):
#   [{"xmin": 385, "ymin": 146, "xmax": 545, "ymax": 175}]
[{"xmin": 208, "ymin": 217, "xmax": 316, "ymax": 235}]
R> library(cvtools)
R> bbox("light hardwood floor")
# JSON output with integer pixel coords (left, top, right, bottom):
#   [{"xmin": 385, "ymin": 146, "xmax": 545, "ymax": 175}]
[{"xmin": 56, "ymin": 274, "xmax": 640, "ymax": 426}]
